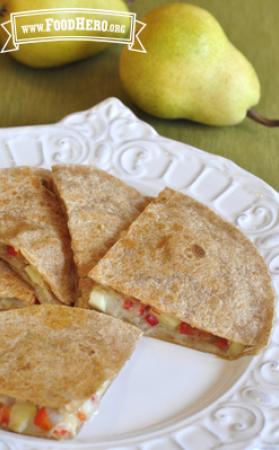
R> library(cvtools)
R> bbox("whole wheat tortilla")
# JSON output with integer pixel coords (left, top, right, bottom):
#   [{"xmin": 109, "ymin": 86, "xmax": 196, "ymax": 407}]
[
  {"xmin": 51, "ymin": 165, "xmax": 147, "ymax": 305},
  {"xmin": 90, "ymin": 188, "xmax": 274, "ymax": 351},
  {"xmin": 0, "ymin": 305, "xmax": 141, "ymax": 409},
  {"xmin": 0, "ymin": 260, "xmax": 35, "ymax": 307},
  {"xmin": 0, "ymin": 167, "xmax": 77, "ymax": 305}
]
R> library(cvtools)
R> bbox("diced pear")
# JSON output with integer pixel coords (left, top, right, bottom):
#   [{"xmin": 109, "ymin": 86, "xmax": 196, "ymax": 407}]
[
  {"xmin": 25, "ymin": 265, "xmax": 44, "ymax": 286},
  {"xmin": 228, "ymin": 342, "xmax": 245, "ymax": 357},
  {"xmin": 89, "ymin": 289, "xmax": 108, "ymax": 312},
  {"xmin": 9, "ymin": 401, "xmax": 37, "ymax": 433},
  {"xmin": 89, "ymin": 287, "xmax": 121, "ymax": 312},
  {"xmin": 158, "ymin": 312, "xmax": 180, "ymax": 328}
]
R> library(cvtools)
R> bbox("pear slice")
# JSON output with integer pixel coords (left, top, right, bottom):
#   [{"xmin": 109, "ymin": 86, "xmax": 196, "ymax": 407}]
[
  {"xmin": 9, "ymin": 402, "xmax": 37, "ymax": 433},
  {"xmin": 227, "ymin": 342, "xmax": 245, "ymax": 357}
]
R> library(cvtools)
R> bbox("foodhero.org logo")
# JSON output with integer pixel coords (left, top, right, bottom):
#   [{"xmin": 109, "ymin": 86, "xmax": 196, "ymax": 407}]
[
  {"xmin": 22, "ymin": 15, "xmax": 127, "ymax": 34},
  {"xmin": 1, "ymin": 8, "xmax": 146, "ymax": 53}
]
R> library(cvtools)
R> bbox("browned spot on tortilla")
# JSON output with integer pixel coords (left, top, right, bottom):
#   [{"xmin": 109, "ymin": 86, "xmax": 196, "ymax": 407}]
[
  {"xmin": 43, "ymin": 309, "xmax": 83, "ymax": 329},
  {"xmin": 172, "ymin": 223, "xmax": 183, "ymax": 232},
  {"xmin": 156, "ymin": 236, "xmax": 169, "ymax": 249},
  {"xmin": 191, "ymin": 244, "xmax": 206, "ymax": 258},
  {"xmin": 155, "ymin": 236, "xmax": 172, "ymax": 260},
  {"xmin": 78, "ymin": 344, "xmax": 96, "ymax": 356},
  {"xmin": 122, "ymin": 239, "xmax": 136, "ymax": 249}
]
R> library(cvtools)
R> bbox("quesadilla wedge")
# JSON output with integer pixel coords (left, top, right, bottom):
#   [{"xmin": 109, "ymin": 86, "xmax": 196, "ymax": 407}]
[
  {"xmin": 0, "ymin": 167, "xmax": 77, "ymax": 305},
  {"xmin": 51, "ymin": 165, "xmax": 147, "ymax": 307},
  {"xmin": 0, "ymin": 305, "xmax": 141, "ymax": 439},
  {"xmin": 89, "ymin": 188, "xmax": 274, "ymax": 360},
  {"xmin": 0, "ymin": 260, "xmax": 36, "ymax": 310}
]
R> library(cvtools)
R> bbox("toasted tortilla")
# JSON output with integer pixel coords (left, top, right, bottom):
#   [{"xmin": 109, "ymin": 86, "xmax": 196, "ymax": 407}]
[
  {"xmin": 51, "ymin": 165, "xmax": 147, "ymax": 306},
  {"xmin": 0, "ymin": 167, "xmax": 77, "ymax": 305},
  {"xmin": 90, "ymin": 188, "xmax": 274, "ymax": 355},
  {"xmin": 0, "ymin": 305, "xmax": 141, "ymax": 438},
  {"xmin": 0, "ymin": 305, "xmax": 141, "ymax": 439},
  {"xmin": 0, "ymin": 260, "xmax": 35, "ymax": 309}
]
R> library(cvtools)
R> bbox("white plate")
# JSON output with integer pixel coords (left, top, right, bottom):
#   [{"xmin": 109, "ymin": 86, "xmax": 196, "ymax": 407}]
[{"xmin": 0, "ymin": 98, "xmax": 278, "ymax": 450}]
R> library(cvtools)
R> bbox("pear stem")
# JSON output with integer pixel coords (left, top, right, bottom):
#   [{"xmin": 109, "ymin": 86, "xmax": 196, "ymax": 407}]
[{"xmin": 247, "ymin": 109, "xmax": 279, "ymax": 127}]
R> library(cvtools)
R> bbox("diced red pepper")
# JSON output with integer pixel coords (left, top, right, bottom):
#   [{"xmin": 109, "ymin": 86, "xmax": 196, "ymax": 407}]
[
  {"xmin": 6, "ymin": 245, "xmax": 18, "ymax": 257},
  {"xmin": 77, "ymin": 411, "xmax": 87, "ymax": 422},
  {"xmin": 52, "ymin": 427, "xmax": 71, "ymax": 438},
  {"xmin": 34, "ymin": 407, "xmax": 52, "ymax": 431},
  {"xmin": 123, "ymin": 298, "xmax": 134, "ymax": 310},
  {"xmin": 214, "ymin": 337, "xmax": 229, "ymax": 351},
  {"xmin": 145, "ymin": 314, "xmax": 159, "ymax": 326},
  {"xmin": 0, "ymin": 405, "xmax": 10, "ymax": 427},
  {"xmin": 179, "ymin": 322, "xmax": 197, "ymax": 336},
  {"xmin": 34, "ymin": 297, "xmax": 40, "ymax": 305}
]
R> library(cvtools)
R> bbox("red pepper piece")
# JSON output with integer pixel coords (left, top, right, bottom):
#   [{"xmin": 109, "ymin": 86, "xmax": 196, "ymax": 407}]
[
  {"xmin": 34, "ymin": 407, "xmax": 53, "ymax": 431},
  {"xmin": 145, "ymin": 314, "xmax": 159, "ymax": 326},
  {"xmin": 77, "ymin": 411, "xmax": 87, "ymax": 422},
  {"xmin": 0, "ymin": 405, "xmax": 10, "ymax": 427},
  {"xmin": 52, "ymin": 428, "xmax": 71, "ymax": 438},
  {"xmin": 34, "ymin": 297, "xmax": 40, "ymax": 305},
  {"xmin": 179, "ymin": 322, "xmax": 197, "ymax": 335},
  {"xmin": 6, "ymin": 245, "xmax": 18, "ymax": 257},
  {"xmin": 214, "ymin": 337, "xmax": 229, "ymax": 351},
  {"xmin": 123, "ymin": 299, "xmax": 134, "ymax": 310}
]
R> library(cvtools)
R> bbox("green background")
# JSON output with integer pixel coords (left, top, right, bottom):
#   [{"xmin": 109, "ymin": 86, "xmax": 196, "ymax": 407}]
[{"xmin": 0, "ymin": 0, "xmax": 278, "ymax": 190}]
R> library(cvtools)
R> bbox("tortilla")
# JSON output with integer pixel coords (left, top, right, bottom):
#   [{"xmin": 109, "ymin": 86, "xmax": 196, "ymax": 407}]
[
  {"xmin": 0, "ymin": 259, "xmax": 35, "ymax": 310},
  {"xmin": 0, "ymin": 167, "xmax": 77, "ymax": 305},
  {"xmin": 89, "ymin": 188, "xmax": 274, "ymax": 358},
  {"xmin": 0, "ymin": 305, "xmax": 141, "ymax": 439},
  {"xmin": 51, "ymin": 165, "xmax": 147, "ymax": 306}
]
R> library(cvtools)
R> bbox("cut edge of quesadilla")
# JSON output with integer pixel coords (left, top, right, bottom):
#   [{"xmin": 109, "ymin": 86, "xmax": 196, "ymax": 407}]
[
  {"xmin": 0, "ymin": 167, "xmax": 78, "ymax": 306},
  {"xmin": 0, "ymin": 245, "xmax": 59, "ymax": 305},
  {"xmin": 0, "ymin": 305, "xmax": 142, "ymax": 439},
  {"xmin": 0, "ymin": 379, "xmax": 111, "ymax": 439},
  {"xmin": 87, "ymin": 188, "xmax": 275, "ymax": 360},
  {"xmin": 0, "ymin": 260, "xmax": 36, "ymax": 310},
  {"xmin": 88, "ymin": 284, "xmax": 251, "ymax": 360},
  {"xmin": 51, "ymin": 164, "xmax": 148, "ymax": 307}
]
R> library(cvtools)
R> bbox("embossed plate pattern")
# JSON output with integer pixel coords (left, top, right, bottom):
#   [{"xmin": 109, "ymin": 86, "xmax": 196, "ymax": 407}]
[{"xmin": 0, "ymin": 98, "xmax": 278, "ymax": 450}]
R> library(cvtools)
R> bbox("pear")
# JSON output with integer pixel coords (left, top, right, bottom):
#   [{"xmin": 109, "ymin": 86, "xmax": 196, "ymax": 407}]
[
  {"xmin": 119, "ymin": 3, "xmax": 262, "ymax": 126},
  {"xmin": 0, "ymin": 0, "xmax": 129, "ymax": 68}
]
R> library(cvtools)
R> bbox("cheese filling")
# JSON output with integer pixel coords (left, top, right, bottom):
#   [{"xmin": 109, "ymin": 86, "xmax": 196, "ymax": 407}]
[
  {"xmin": 89, "ymin": 286, "xmax": 246, "ymax": 357},
  {"xmin": 0, "ymin": 380, "xmax": 110, "ymax": 439},
  {"xmin": 0, "ymin": 245, "xmax": 58, "ymax": 304}
]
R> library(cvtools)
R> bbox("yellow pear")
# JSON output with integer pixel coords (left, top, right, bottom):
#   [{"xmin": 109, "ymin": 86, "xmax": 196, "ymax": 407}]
[
  {"xmin": 0, "ymin": 0, "xmax": 129, "ymax": 68},
  {"xmin": 119, "ymin": 3, "xmax": 262, "ymax": 126}
]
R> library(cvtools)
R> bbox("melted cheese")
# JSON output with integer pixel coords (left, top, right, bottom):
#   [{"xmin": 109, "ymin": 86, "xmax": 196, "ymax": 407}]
[
  {"xmin": 0, "ymin": 380, "xmax": 111, "ymax": 439},
  {"xmin": 89, "ymin": 286, "xmax": 246, "ymax": 357}
]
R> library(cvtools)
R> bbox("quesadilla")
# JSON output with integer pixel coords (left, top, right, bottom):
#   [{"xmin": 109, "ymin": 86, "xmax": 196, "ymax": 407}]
[
  {"xmin": 0, "ymin": 167, "xmax": 77, "ymax": 305},
  {"xmin": 89, "ymin": 188, "xmax": 274, "ymax": 360},
  {"xmin": 51, "ymin": 165, "xmax": 147, "ymax": 307},
  {"xmin": 0, "ymin": 260, "xmax": 36, "ymax": 310},
  {"xmin": 0, "ymin": 305, "xmax": 141, "ymax": 439}
]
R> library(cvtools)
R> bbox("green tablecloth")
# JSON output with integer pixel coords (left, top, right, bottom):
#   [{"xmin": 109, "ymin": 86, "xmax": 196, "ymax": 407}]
[{"xmin": 0, "ymin": 0, "xmax": 278, "ymax": 190}]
